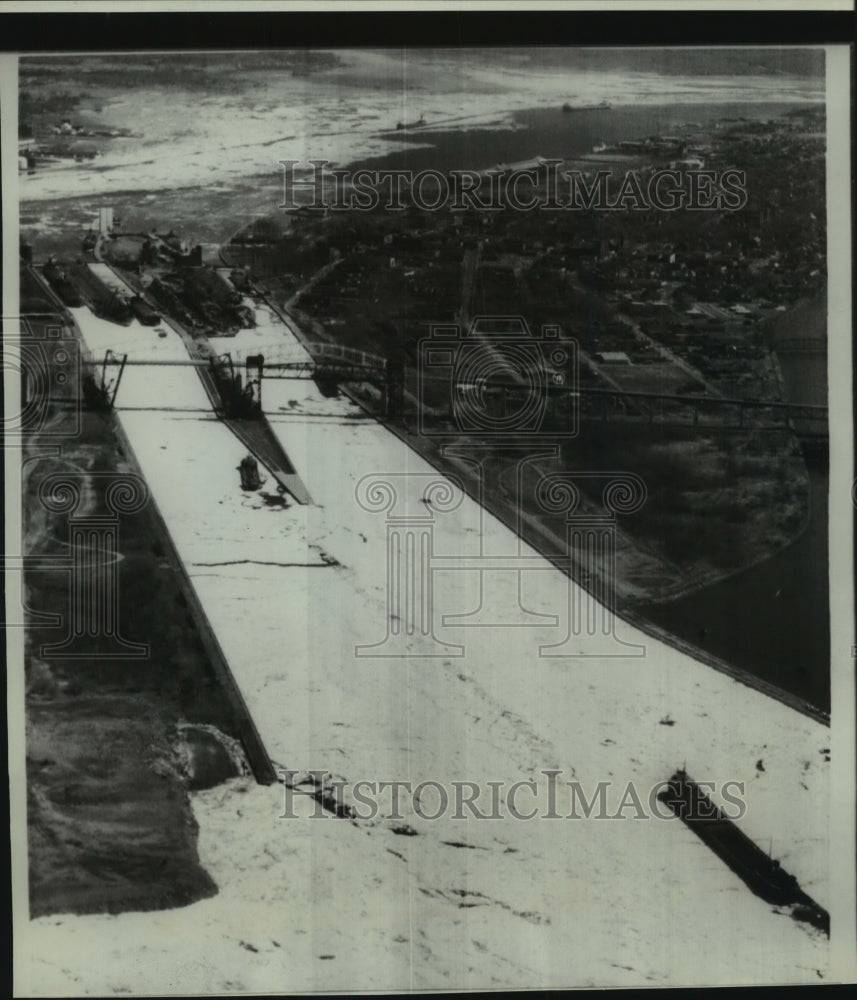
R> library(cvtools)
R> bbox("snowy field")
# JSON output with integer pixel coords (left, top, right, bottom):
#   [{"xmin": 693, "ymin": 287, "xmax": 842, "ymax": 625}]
[
  {"xmin": 20, "ymin": 50, "xmax": 824, "ymax": 205},
  {"xmin": 18, "ymin": 297, "xmax": 830, "ymax": 993}
]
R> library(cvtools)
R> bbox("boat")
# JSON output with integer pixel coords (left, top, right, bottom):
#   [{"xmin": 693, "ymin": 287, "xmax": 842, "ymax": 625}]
[
  {"xmin": 18, "ymin": 150, "xmax": 37, "ymax": 172},
  {"xmin": 563, "ymin": 101, "xmax": 612, "ymax": 112},
  {"xmin": 396, "ymin": 114, "xmax": 427, "ymax": 131},
  {"xmin": 238, "ymin": 454, "xmax": 265, "ymax": 491},
  {"xmin": 43, "ymin": 258, "xmax": 82, "ymax": 307},
  {"xmin": 658, "ymin": 769, "xmax": 829, "ymax": 932},
  {"xmin": 94, "ymin": 288, "xmax": 133, "ymax": 326},
  {"xmin": 129, "ymin": 295, "xmax": 161, "ymax": 326}
]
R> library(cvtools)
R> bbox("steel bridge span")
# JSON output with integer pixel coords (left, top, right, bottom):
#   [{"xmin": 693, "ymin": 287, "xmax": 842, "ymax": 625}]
[{"xmin": 84, "ymin": 351, "xmax": 828, "ymax": 439}]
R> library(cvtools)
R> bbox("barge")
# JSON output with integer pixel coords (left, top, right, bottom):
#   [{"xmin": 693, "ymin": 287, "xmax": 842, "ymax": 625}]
[{"xmin": 658, "ymin": 769, "xmax": 828, "ymax": 934}]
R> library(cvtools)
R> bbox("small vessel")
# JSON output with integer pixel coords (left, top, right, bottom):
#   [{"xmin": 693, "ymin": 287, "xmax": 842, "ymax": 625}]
[
  {"xmin": 563, "ymin": 101, "xmax": 612, "ymax": 112},
  {"xmin": 238, "ymin": 454, "xmax": 265, "ymax": 491},
  {"xmin": 129, "ymin": 295, "xmax": 161, "ymax": 326},
  {"xmin": 43, "ymin": 258, "xmax": 82, "ymax": 307},
  {"xmin": 396, "ymin": 114, "xmax": 427, "ymax": 131},
  {"xmin": 658, "ymin": 769, "xmax": 829, "ymax": 933},
  {"xmin": 94, "ymin": 288, "xmax": 133, "ymax": 326}
]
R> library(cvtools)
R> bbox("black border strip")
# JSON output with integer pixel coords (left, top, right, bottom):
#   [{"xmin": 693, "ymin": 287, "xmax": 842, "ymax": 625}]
[{"xmin": 2, "ymin": 10, "xmax": 855, "ymax": 52}]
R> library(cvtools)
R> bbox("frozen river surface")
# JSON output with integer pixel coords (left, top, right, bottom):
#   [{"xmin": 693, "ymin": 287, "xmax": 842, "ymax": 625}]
[{"xmin": 19, "ymin": 297, "xmax": 830, "ymax": 993}]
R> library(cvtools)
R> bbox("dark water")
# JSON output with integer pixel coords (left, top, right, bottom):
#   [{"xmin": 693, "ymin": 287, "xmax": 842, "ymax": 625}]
[
  {"xmin": 353, "ymin": 101, "xmax": 816, "ymax": 175},
  {"xmin": 636, "ymin": 462, "xmax": 829, "ymax": 712},
  {"xmin": 777, "ymin": 353, "xmax": 827, "ymax": 409},
  {"xmin": 635, "ymin": 328, "xmax": 830, "ymax": 712}
]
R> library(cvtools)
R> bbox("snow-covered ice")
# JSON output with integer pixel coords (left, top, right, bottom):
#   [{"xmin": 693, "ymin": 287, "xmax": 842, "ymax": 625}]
[
  {"xmin": 20, "ymin": 52, "xmax": 823, "ymax": 205},
  {"xmin": 19, "ymin": 298, "xmax": 830, "ymax": 993}
]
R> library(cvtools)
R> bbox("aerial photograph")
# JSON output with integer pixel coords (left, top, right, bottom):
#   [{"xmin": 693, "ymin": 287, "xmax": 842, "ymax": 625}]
[{"xmin": 9, "ymin": 42, "xmax": 843, "ymax": 992}]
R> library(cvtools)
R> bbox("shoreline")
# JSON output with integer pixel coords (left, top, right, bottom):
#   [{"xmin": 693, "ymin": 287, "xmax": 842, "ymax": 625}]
[
  {"xmin": 18, "ymin": 98, "xmax": 822, "ymax": 210},
  {"xmin": 633, "ymin": 467, "xmax": 816, "ymax": 609},
  {"xmin": 343, "ymin": 98, "xmax": 820, "ymax": 174}
]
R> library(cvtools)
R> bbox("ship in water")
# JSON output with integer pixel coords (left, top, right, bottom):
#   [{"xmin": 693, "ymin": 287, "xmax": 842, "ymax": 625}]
[
  {"xmin": 658, "ymin": 769, "xmax": 829, "ymax": 934},
  {"xmin": 562, "ymin": 101, "xmax": 612, "ymax": 112},
  {"xmin": 43, "ymin": 258, "xmax": 82, "ymax": 307},
  {"xmin": 129, "ymin": 294, "xmax": 161, "ymax": 326},
  {"xmin": 93, "ymin": 288, "xmax": 134, "ymax": 326},
  {"xmin": 396, "ymin": 114, "xmax": 427, "ymax": 131},
  {"xmin": 238, "ymin": 454, "xmax": 266, "ymax": 491}
]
